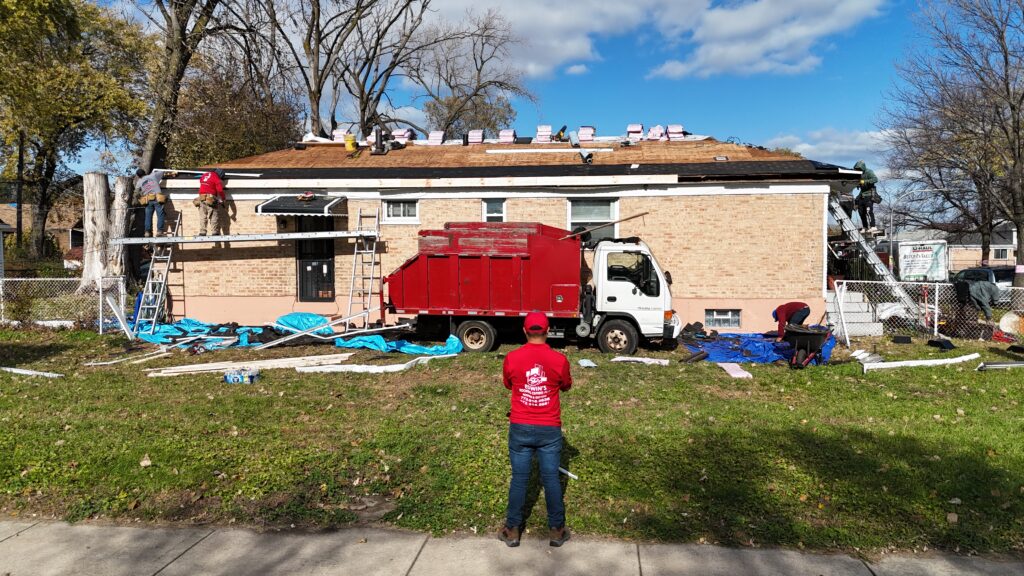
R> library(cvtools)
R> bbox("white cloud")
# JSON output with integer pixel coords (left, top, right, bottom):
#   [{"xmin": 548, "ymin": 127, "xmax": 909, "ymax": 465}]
[
  {"xmin": 432, "ymin": 0, "xmax": 882, "ymax": 79},
  {"xmin": 565, "ymin": 64, "xmax": 590, "ymax": 75},
  {"xmin": 765, "ymin": 128, "xmax": 890, "ymax": 173}
]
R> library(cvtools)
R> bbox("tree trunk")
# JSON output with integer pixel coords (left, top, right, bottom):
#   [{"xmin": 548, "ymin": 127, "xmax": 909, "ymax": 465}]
[
  {"xmin": 141, "ymin": 38, "xmax": 190, "ymax": 171},
  {"xmin": 1016, "ymin": 222, "xmax": 1024, "ymax": 288},
  {"xmin": 78, "ymin": 173, "xmax": 111, "ymax": 293},
  {"xmin": 980, "ymin": 229, "xmax": 991, "ymax": 267},
  {"xmin": 28, "ymin": 201, "xmax": 49, "ymax": 260},
  {"xmin": 106, "ymin": 176, "xmax": 132, "ymax": 277}
]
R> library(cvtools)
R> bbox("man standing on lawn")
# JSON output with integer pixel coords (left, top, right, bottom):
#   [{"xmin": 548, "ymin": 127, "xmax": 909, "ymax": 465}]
[
  {"xmin": 499, "ymin": 312, "xmax": 572, "ymax": 548},
  {"xmin": 772, "ymin": 301, "xmax": 811, "ymax": 342}
]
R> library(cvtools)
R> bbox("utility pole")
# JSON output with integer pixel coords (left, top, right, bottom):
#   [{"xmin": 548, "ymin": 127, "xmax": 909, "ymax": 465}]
[{"xmin": 15, "ymin": 129, "xmax": 24, "ymax": 248}]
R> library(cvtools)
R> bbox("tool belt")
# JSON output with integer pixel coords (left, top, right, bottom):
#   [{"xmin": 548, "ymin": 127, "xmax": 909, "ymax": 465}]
[
  {"xmin": 193, "ymin": 194, "xmax": 219, "ymax": 207},
  {"xmin": 137, "ymin": 193, "xmax": 167, "ymax": 206}
]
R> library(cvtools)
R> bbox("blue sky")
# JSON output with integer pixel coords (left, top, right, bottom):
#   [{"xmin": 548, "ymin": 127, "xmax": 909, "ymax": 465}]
[{"xmin": 414, "ymin": 0, "xmax": 917, "ymax": 171}]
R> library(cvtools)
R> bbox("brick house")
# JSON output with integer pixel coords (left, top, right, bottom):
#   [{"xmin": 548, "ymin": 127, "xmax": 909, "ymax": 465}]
[{"xmin": 159, "ymin": 133, "xmax": 854, "ymax": 332}]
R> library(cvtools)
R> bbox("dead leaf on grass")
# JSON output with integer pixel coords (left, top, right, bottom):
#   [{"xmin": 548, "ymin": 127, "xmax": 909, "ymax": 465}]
[
  {"xmin": 140, "ymin": 454, "xmax": 152, "ymax": 468},
  {"xmin": 946, "ymin": 512, "xmax": 958, "ymax": 524}
]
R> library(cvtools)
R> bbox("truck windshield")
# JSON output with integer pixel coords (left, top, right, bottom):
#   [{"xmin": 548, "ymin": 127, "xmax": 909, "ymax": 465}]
[{"xmin": 606, "ymin": 252, "xmax": 660, "ymax": 297}]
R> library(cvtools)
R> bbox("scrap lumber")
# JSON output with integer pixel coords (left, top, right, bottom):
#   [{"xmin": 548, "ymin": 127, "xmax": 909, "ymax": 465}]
[
  {"xmin": 610, "ymin": 356, "xmax": 670, "ymax": 366},
  {"xmin": 129, "ymin": 352, "xmax": 171, "ymax": 364},
  {"xmin": 85, "ymin": 347, "xmax": 167, "ymax": 366},
  {"xmin": 147, "ymin": 353, "xmax": 354, "ymax": 377},
  {"xmin": 717, "ymin": 363, "xmax": 753, "ymax": 379},
  {"xmin": 1, "ymin": 367, "xmax": 63, "ymax": 378},
  {"xmin": 295, "ymin": 354, "xmax": 455, "ymax": 374},
  {"xmin": 104, "ymin": 294, "xmax": 135, "ymax": 340},
  {"xmin": 861, "ymin": 353, "xmax": 980, "ymax": 374},
  {"xmin": 254, "ymin": 310, "xmax": 376, "ymax": 350},
  {"xmin": 558, "ymin": 467, "xmax": 579, "ymax": 480},
  {"xmin": 976, "ymin": 361, "xmax": 1024, "ymax": 371}
]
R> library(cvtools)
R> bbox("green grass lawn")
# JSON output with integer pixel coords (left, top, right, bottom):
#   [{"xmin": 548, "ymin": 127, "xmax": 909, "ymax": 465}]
[{"xmin": 1, "ymin": 328, "xmax": 1022, "ymax": 556}]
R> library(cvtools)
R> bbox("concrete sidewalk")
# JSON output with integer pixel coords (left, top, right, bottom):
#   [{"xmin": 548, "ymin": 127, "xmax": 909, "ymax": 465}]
[{"xmin": 0, "ymin": 520, "xmax": 1021, "ymax": 576}]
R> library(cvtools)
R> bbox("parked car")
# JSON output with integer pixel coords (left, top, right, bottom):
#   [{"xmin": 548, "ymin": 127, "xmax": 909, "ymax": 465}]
[{"xmin": 952, "ymin": 266, "xmax": 1015, "ymax": 305}]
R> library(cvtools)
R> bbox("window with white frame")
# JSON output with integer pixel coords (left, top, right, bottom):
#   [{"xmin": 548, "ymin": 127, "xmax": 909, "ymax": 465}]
[
  {"xmin": 383, "ymin": 200, "xmax": 418, "ymax": 223},
  {"xmin": 483, "ymin": 199, "xmax": 506, "ymax": 222},
  {"xmin": 994, "ymin": 248, "xmax": 1009, "ymax": 260},
  {"xmin": 705, "ymin": 309, "xmax": 741, "ymax": 329},
  {"xmin": 569, "ymin": 199, "xmax": 617, "ymax": 244}
]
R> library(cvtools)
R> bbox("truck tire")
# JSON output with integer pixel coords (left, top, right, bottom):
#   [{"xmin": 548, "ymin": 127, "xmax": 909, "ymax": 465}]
[
  {"xmin": 457, "ymin": 320, "xmax": 497, "ymax": 353},
  {"xmin": 597, "ymin": 319, "xmax": 639, "ymax": 355}
]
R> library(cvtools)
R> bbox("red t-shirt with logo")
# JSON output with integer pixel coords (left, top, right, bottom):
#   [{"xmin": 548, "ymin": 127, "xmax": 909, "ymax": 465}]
[
  {"xmin": 198, "ymin": 172, "xmax": 225, "ymax": 200},
  {"xmin": 503, "ymin": 343, "xmax": 573, "ymax": 427}
]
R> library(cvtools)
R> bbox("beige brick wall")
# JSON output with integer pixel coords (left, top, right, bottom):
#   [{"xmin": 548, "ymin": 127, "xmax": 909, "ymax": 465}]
[{"xmin": 168, "ymin": 192, "xmax": 827, "ymax": 330}]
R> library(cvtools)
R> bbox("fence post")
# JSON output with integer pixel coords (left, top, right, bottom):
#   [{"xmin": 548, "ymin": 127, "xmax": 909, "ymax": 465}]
[
  {"xmin": 934, "ymin": 286, "xmax": 940, "ymax": 337},
  {"xmin": 98, "ymin": 279, "xmax": 104, "ymax": 334},
  {"xmin": 0, "ymin": 279, "xmax": 4, "ymax": 324},
  {"xmin": 837, "ymin": 281, "xmax": 851, "ymax": 348}
]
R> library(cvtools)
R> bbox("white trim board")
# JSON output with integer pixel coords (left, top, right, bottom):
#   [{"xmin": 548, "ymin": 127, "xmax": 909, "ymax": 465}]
[
  {"xmin": 166, "ymin": 174, "xmax": 679, "ymax": 190},
  {"xmin": 169, "ymin": 183, "xmax": 831, "ymax": 202}
]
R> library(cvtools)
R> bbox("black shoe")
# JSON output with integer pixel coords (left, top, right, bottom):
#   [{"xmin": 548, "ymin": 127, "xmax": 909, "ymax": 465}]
[
  {"xmin": 549, "ymin": 526, "xmax": 570, "ymax": 547},
  {"xmin": 499, "ymin": 525, "xmax": 520, "ymax": 547}
]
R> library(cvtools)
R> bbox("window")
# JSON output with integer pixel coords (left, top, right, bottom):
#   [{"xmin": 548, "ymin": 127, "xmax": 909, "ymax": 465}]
[
  {"xmin": 705, "ymin": 309, "xmax": 741, "ymax": 329},
  {"xmin": 483, "ymin": 199, "xmax": 505, "ymax": 222},
  {"xmin": 606, "ymin": 251, "xmax": 659, "ymax": 297},
  {"xmin": 569, "ymin": 199, "xmax": 617, "ymax": 244},
  {"xmin": 383, "ymin": 200, "xmax": 418, "ymax": 223},
  {"xmin": 994, "ymin": 248, "xmax": 1009, "ymax": 260}
]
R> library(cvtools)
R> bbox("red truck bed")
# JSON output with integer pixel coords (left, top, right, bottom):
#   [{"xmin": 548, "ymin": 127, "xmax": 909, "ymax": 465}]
[{"xmin": 384, "ymin": 222, "xmax": 582, "ymax": 318}]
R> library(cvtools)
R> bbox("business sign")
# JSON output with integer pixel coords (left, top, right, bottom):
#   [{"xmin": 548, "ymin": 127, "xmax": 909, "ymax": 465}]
[{"xmin": 898, "ymin": 241, "xmax": 948, "ymax": 282}]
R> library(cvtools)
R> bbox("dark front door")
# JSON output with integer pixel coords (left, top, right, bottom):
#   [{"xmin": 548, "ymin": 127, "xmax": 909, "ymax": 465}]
[{"xmin": 296, "ymin": 217, "xmax": 335, "ymax": 302}]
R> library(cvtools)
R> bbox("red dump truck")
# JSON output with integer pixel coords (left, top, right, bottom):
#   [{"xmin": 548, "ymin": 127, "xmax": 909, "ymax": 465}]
[{"xmin": 382, "ymin": 222, "xmax": 681, "ymax": 353}]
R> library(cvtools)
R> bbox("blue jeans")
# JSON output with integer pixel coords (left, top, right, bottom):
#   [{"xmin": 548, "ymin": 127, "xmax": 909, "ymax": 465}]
[
  {"xmin": 145, "ymin": 200, "xmax": 165, "ymax": 233},
  {"xmin": 506, "ymin": 423, "xmax": 564, "ymax": 529}
]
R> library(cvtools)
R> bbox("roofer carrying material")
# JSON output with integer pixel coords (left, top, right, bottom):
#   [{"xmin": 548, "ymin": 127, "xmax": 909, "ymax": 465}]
[{"xmin": 854, "ymin": 160, "xmax": 881, "ymax": 233}]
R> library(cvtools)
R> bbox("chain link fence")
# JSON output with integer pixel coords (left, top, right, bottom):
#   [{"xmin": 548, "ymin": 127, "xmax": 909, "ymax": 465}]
[
  {"xmin": 0, "ymin": 277, "xmax": 128, "ymax": 332},
  {"xmin": 832, "ymin": 280, "xmax": 1024, "ymax": 345}
]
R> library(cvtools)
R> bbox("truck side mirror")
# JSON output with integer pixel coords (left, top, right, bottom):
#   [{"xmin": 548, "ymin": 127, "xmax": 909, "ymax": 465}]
[{"xmin": 664, "ymin": 271, "xmax": 673, "ymax": 286}]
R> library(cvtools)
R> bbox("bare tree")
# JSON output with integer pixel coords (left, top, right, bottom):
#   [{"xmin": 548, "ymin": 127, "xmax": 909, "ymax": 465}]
[
  {"xmin": 249, "ymin": 0, "xmax": 380, "ymax": 137},
  {"xmin": 411, "ymin": 10, "xmax": 529, "ymax": 138},
  {"xmin": 899, "ymin": 0, "xmax": 1024, "ymax": 286},
  {"xmin": 137, "ymin": 0, "xmax": 224, "ymax": 171}
]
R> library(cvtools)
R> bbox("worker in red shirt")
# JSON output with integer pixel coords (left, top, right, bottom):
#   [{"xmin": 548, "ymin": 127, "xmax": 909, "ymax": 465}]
[
  {"xmin": 498, "ymin": 312, "xmax": 572, "ymax": 548},
  {"xmin": 772, "ymin": 301, "xmax": 811, "ymax": 341},
  {"xmin": 194, "ymin": 168, "xmax": 226, "ymax": 236}
]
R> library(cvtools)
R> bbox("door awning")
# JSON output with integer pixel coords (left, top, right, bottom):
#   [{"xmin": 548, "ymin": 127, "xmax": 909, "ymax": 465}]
[{"xmin": 256, "ymin": 194, "xmax": 346, "ymax": 216}]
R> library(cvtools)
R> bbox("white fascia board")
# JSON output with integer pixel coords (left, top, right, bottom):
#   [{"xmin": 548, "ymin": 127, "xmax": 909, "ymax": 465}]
[
  {"xmin": 165, "ymin": 174, "xmax": 679, "ymax": 190},
  {"xmin": 169, "ymin": 183, "xmax": 831, "ymax": 201}
]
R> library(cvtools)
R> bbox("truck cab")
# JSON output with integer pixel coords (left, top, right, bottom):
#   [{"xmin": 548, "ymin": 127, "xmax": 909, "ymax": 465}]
[{"xmin": 587, "ymin": 240, "xmax": 681, "ymax": 354}]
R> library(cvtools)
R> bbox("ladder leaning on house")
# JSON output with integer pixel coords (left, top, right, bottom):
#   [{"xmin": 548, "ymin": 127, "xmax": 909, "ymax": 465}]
[
  {"xmin": 346, "ymin": 208, "xmax": 381, "ymax": 330},
  {"xmin": 135, "ymin": 215, "xmax": 181, "ymax": 334},
  {"xmin": 827, "ymin": 196, "xmax": 919, "ymax": 312}
]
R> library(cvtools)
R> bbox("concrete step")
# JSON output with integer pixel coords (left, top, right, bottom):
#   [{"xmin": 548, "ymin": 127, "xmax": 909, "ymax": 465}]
[
  {"xmin": 826, "ymin": 290, "xmax": 866, "ymax": 304},
  {"xmin": 841, "ymin": 322, "xmax": 885, "ymax": 337},
  {"xmin": 832, "ymin": 312, "xmax": 877, "ymax": 324},
  {"xmin": 826, "ymin": 302, "xmax": 872, "ymax": 314}
]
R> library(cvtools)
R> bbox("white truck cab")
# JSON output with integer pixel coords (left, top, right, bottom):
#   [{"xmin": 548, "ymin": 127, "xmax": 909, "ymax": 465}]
[{"xmin": 587, "ymin": 240, "xmax": 681, "ymax": 354}]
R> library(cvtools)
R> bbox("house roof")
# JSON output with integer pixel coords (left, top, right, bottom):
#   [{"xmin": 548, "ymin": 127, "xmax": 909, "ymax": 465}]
[{"xmin": 200, "ymin": 138, "xmax": 852, "ymax": 184}]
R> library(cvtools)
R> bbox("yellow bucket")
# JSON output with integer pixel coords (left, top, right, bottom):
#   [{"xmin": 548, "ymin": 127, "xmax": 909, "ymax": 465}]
[{"xmin": 344, "ymin": 133, "xmax": 356, "ymax": 152}]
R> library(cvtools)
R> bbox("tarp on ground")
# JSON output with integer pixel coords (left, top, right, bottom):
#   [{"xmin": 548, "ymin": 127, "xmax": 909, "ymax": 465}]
[
  {"xmin": 135, "ymin": 318, "xmax": 264, "ymax": 348},
  {"xmin": 274, "ymin": 312, "xmax": 335, "ymax": 336},
  {"xmin": 335, "ymin": 334, "xmax": 463, "ymax": 355},
  {"xmin": 684, "ymin": 329, "xmax": 835, "ymax": 365}
]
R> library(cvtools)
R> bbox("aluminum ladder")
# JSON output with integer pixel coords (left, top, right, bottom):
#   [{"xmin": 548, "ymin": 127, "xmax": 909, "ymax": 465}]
[
  {"xmin": 135, "ymin": 216, "xmax": 181, "ymax": 334},
  {"xmin": 346, "ymin": 208, "xmax": 381, "ymax": 329},
  {"xmin": 827, "ymin": 196, "xmax": 919, "ymax": 312}
]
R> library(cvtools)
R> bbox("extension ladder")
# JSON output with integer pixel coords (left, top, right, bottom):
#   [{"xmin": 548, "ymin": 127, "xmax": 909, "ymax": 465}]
[
  {"xmin": 346, "ymin": 208, "xmax": 381, "ymax": 329},
  {"xmin": 135, "ymin": 216, "xmax": 181, "ymax": 333},
  {"xmin": 827, "ymin": 196, "xmax": 919, "ymax": 312}
]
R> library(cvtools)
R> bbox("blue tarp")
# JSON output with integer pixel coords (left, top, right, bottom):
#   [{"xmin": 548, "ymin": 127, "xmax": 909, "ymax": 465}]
[
  {"xmin": 135, "ymin": 318, "xmax": 263, "ymax": 349},
  {"xmin": 684, "ymin": 328, "xmax": 835, "ymax": 365},
  {"xmin": 275, "ymin": 312, "xmax": 335, "ymax": 336},
  {"xmin": 335, "ymin": 334, "xmax": 463, "ymax": 355}
]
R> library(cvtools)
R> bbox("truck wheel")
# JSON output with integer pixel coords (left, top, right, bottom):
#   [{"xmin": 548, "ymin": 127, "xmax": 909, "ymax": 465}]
[
  {"xmin": 457, "ymin": 320, "xmax": 497, "ymax": 353},
  {"xmin": 597, "ymin": 319, "xmax": 638, "ymax": 355}
]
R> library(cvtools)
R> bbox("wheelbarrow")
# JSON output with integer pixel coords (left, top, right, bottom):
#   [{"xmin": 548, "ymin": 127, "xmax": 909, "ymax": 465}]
[{"xmin": 782, "ymin": 324, "xmax": 833, "ymax": 369}]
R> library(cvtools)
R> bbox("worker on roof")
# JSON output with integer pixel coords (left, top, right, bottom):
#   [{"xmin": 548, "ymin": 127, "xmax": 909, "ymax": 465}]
[
  {"xmin": 134, "ymin": 168, "xmax": 176, "ymax": 237},
  {"xmin": 772, "ymin": 301, "xmax": 811, "ymax": 342},
  {"xmin": 853, "ymin": 160, "xmax": 881, "ymax": 233},
  {"xmin": 499, "ymin": 312, "xmax": 572, "ymax": 549},
  {"xmin": 194, "ymin": 168, "xmax": 226, "ymax": 236}
]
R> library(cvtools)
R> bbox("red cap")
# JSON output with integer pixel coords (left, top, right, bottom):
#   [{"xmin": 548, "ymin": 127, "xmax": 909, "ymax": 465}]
[{"xmin": 524, "ymin": 312, "xmax": 549, "ymax": 334}]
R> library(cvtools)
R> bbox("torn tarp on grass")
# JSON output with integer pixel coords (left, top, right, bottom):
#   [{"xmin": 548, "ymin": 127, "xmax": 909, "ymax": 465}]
[
  {"xmin": 683, "ymin": 330, "xmax": 835, "ymax": 365},
  {"xmin": 335, "ymin": 334, "xmax": 463, "ymax": 355},
  {"xmin": 135, "ymin": 318, "xmax": 264, "ymax": 349}
]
